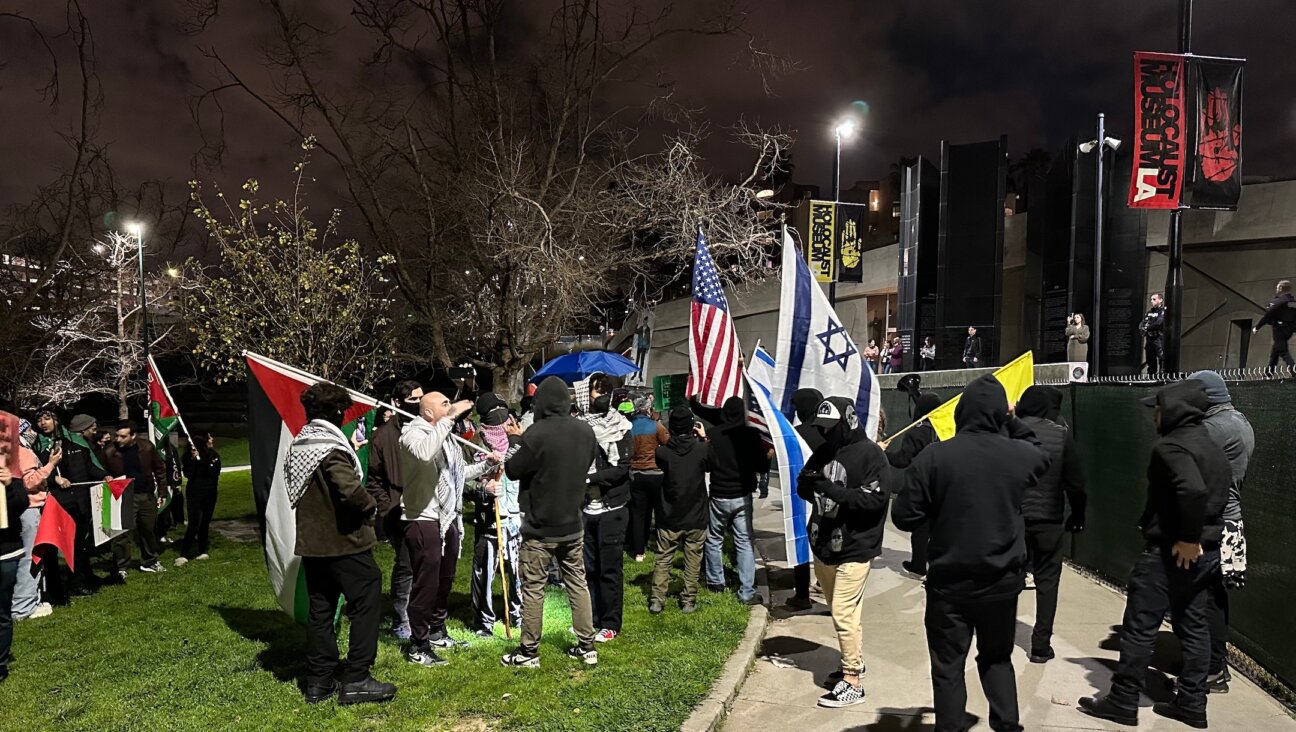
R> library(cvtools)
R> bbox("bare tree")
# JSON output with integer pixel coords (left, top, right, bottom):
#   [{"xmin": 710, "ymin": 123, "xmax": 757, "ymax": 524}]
[{"xmin": 190, "ymin": 0, "xmax": 792, "ymax": 398}]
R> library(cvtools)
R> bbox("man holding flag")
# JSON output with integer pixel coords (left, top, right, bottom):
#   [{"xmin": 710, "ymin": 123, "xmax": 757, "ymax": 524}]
[
  {"xmin": 53, "ymin": 415, "xmax": 109, "ymax": 592},
  {"xmin": 103, "ymin": 421, "xmax": 168, "ymax": 575}
]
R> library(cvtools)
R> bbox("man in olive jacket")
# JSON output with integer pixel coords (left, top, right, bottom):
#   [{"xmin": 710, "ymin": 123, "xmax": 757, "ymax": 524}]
[{"xmin": 286, "ymin": 383, "xmax": 395, "ymax": 706}]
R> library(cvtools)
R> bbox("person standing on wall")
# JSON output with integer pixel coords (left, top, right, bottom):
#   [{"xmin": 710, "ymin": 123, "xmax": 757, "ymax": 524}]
[
  {"xmin": 962, "ymin": 327, "xmax": 984, "ymax": 369},
  {"xmin": 1066, "ymin": 314, "xmax": 1090, "ymax": 364},
  {"xmin": 1254, "ymin": 279, "xmax": 1295, "ymax": 372},
  {"xmin": 919, "ymin": 337, "xmax": 936, "ymax": 372},
  {"xmin": 1140, "ymin": 293, "xmax": 1167, "ymax": 375}
]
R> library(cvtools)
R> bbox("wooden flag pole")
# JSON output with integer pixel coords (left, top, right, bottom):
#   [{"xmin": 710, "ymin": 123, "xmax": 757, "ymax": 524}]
[{"xmin": 493, "ymin": 478, "xmax": 513, "ymax": 640}]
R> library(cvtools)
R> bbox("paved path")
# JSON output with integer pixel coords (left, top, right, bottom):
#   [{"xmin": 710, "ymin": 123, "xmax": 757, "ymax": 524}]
[{"xmin": 724, "ymin": 493, "xmax": 1296, "ymax": 731}]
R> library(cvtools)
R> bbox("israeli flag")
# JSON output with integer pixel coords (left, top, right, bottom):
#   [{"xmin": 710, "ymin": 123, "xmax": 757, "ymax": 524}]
[
  {"xmin": 745, "ymin": 345, "xmax": 812, "ymax": 566},
  {"xmin": 772, "ymin": 229, "xmax": 882, "ymax": 440}
]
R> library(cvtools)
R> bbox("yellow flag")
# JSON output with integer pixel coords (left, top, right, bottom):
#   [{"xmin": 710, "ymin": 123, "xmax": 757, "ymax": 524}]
[{"xmin": 925, "ymin": 351, "xmax": 1036, "ymax": 441}]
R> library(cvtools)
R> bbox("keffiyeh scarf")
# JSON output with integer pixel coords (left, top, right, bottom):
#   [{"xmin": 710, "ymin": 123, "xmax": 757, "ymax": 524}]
[{"xmin": 285, "ymin": 420, "xmax": 362, "ymax": 508}]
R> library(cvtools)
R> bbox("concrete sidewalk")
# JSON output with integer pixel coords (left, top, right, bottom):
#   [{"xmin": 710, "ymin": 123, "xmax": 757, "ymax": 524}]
[{"xmin": 724, "ymin": 494, "xmax": 1296, "ymax": 731}]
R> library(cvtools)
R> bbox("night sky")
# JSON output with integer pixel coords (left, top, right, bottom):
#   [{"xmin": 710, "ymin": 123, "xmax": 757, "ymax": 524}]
[{"xmin": 3, "ymin": 1, "xmax": 1294, "ymax": 213}]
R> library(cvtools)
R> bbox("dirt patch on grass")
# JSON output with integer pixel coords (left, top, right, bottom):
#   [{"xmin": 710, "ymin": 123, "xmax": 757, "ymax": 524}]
[{"xmin": 211, "ymin": 518, "xmax": 259, "ymax": 543}]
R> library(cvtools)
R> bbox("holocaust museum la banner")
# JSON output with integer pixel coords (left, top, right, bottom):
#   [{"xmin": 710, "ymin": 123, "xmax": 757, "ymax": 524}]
[
  {"xmin": 806, "ymin": 199, "xmax": 835, "ymax": 284},
  {"xmin": 1129, "ymin": 51, "xmax": 1186, "ymax": 210}
]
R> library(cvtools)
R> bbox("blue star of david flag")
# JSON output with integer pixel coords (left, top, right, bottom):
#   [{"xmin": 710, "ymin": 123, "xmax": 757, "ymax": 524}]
[
  {"xmin": 746, "ymin": 344, "xmax": 813, "ymax": 566},
  {"xmin": 772, "ymin": 229, "xmax": 881, "ymax": 440}
]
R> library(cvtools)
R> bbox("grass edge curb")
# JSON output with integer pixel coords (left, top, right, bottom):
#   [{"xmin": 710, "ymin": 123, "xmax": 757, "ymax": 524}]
[{"xmin": 679, "ymin": 603, "xmax": 770, "ymax": 732}]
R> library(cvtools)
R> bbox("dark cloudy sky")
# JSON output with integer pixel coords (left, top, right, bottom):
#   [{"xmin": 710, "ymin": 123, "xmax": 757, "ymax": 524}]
[{"xmin": 3, "ymin": 0, "xmax": 1295, "ymax": 211}]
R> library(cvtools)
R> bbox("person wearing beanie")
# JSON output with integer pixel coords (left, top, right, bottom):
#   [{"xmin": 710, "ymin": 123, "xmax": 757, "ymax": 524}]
[
  {"xmin": 627, "ymin": 396, "xmax": 669, "ymax": 562},
  {"xmin": 1188, "ymin": 371, "xmax": 1254, "ymax": 693},
  {"xmin": 501, "ymin": 377, "xmax": 601, "ymax": 668},
  {"xmin": 649, "ymin": 407, "xmax": 710, "ymax": 614},
  {"xmin": 1014, "ymin": 385, "xmax": 1086, "ymax": 664},
  {"xmin": 786, "ymin": 388, "xmax": 824, "ymax": 611},
  {"xmin": 885, "ymin": 392, "xmax": 943, "ymax": 578},
  {"xmin": 466, "ymin": 392, "xmax": 523, "ymax": 638},
  {"xmin": 701, "ymin": 396, "xmax": 768, "ymax": 606},
  {"xmin": 1080, "ymin": 379, "xmax": 1231, "ymax": 729}
]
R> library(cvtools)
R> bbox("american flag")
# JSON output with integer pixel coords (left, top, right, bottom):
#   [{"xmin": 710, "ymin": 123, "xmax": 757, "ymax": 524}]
[{"xmin": 687, "ymin": 228, "xmax": 743, "ymax": 408}]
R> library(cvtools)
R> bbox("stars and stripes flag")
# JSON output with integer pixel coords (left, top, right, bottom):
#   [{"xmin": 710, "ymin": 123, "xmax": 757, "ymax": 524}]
[{"xmin": 687, "ymin": 228, "xmax": 743, "ymax": 408}]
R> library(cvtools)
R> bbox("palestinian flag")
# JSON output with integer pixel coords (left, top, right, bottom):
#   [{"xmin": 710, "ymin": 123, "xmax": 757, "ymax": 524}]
[
  {"xmin": 91, "ymin": 477, "xmax": 135, "ymax": 546},
  {"xmin": 246, "ymin": 352, "xmax": 376, "ymax": 623},
  {"xmin": 147, "ymin": 354, "xmax": 182, "ymax": 456}
]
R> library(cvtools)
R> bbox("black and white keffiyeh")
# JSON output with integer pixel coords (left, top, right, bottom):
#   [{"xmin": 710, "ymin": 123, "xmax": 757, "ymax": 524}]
[{"xmin": 285, "ymin": 419, "xmax": 363, "ymax": 508}]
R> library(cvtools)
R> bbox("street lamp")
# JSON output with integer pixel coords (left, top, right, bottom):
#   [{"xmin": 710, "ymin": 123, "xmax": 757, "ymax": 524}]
[
  {"xmin": 829, "ymin": 117, "xmax": 858, "ymax": 306},
  {"xmin": 126, "ymin": 221, "xmax": 148, "ymax": 354},
  {"xmin": 1077, "ymin": 113, "xmax": 1122, "ymax": 376}
]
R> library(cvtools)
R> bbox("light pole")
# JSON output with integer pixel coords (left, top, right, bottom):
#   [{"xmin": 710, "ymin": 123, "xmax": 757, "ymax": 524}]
[
  {"xmin": 1163, "ymin": 0, "xmax": 1193, "ymax": 373},
  {"xmin": 830, "ymin": 118, "xmax": 857, "ymax": 306},
  {"xmin": 127, "ymin": 221, "xmax": 148, "ymax": 355},
  {"xmin": 1078, "ymin": 114, "xmax": 1121, "ymax": 376}
]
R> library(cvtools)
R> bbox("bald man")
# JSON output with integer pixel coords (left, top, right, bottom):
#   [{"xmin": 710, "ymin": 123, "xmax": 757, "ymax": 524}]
[{"xmin": 398, "ymin": 392, "xmax": 501, "ymax": 668}]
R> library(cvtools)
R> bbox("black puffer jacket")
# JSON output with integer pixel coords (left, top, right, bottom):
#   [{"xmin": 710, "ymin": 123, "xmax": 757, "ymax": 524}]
[
  {"xmin": 1016, "ymin": 386, "xmax": 1086, "ymax": 525},
  {"xmin": 797, "ymin": 429, "xmax": 892, "ymax": 565},
  {"xmin": 892, "ymin": 375, "xmax": 1050, "ymax": 601},
  {"xmin": 655, "ymin": 433, "xmax": 709, "ymax": 531},
  {"xmin": 705, "ymin": 397, "xmax": 769, "ymax": 499},
  {"xmin": 1139, "ymin": 380, "xmax": 1231, "ymax": 546},
  {"xmin": 506, "ymin": 377, "xmax": 600, "ymax": 541}
]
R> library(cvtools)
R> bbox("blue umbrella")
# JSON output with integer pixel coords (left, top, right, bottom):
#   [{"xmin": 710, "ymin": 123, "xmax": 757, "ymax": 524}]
[{"xmin": 529, "ymin": 350, "xmax": 641, "ymax": 384}]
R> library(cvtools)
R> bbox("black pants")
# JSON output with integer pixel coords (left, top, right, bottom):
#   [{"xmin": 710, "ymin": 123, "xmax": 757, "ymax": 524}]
[
  {"xmin": 909, "ymin": 522, "xmax": 930, "ymax": 574},
  {"xmin": 302, "ymin": 552, "xmax": 382, "ymax": 686},
  {"xmin": 627, "ymin": 472, "xmax": 662, "ymax": 557},
  {"xmin": 1109, "ymin": 545, "xmax": 1219, "ymax": 714},
  {"xmin": 112, "ymin": 492, "xmax": 161, "ymax": 568},
  {"xmin": 54, "ymin": 488, "xmax": 97, "ymax": 585},
  {"xmin": 925, "ymin": 592, "xmax": 1021, "ymax": 732},
  {"xmin": 1025, "ymin": 522, "xmax": 1065, "ymax": 652},
  {"xmin": 1269, "ymin": 334, "xmax": 1295, "ymax": 369},
  {"xmin": 470, "ymin": 522, "xmax": 521, "ymax": 632},
  {"xmin": 405, "ymin": 520, "xmax": 461, "ymax": 643},
  {"xmin": 1206, "ymin": 574, "xmax": 1229, "ymax": 676},
  {"xmin": 583, "ymin": 506, "xmax": 628, "ymax": 632},
  {"xmin": 1145, "ymin": 336, "xmax": 1164, "ymax": 374},
  {"xmin": 180, "ymin": 485, "xmax": 218, "ymax": 559},
  {"xmin": 0, "ymin": 556, "xmax": 16, "ymax": 680},
  {"xmin": 794, "ymin": 563, "xmax": 811, "ymax": 599}
]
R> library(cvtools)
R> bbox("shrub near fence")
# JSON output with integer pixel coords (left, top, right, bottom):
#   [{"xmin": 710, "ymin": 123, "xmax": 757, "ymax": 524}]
[{"xmin": 882, "ymin": 377, "xmax": 1296, "ymax": 691}]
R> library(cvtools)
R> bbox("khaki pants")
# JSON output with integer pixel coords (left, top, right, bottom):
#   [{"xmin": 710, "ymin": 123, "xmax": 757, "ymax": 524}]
[
  {"xmin": 518, "ymin": 536, "xmax": 595, "ymax": 654},
  {"xmin": 814, "ymin": 559, "xmax": 873, "ymax": 675},
  {"xmin": 651, "ymin": 528, "xmax": 706, "ymax": 606}
]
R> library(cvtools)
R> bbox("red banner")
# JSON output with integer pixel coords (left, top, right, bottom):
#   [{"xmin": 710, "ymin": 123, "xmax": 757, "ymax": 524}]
[{"xmin": 1129, "ymin": 52, "xmax": 1186, "ymax": 209}]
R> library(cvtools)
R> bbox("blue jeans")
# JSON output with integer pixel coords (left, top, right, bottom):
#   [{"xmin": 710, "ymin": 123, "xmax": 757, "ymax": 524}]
[
  {"xmin": 13, "ymin": 507, "xmax": 41, "ymax": 618},
  {"xmin": 704, "ymin": 496, "xmax": 757, "ymax": 601}
]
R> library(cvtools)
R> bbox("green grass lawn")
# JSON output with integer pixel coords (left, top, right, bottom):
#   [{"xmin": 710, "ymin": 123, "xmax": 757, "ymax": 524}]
[
  {"xmin": 1, "ymin": 478, "xmax": 750, "ymax": 732},
  {"xmin": 216, "ymin": 436, "xmax": 250, "ymax": 469}
]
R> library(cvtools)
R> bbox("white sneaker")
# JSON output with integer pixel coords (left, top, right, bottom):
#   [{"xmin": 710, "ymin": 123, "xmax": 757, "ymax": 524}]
[
  {"xmin": 195, "ymin": 553, "xmax": 210, "ymax": 561},
  {"xmin": 174, "ymin": 557, "xmax": 189, "ymax": 567},
  {"xmin": 140, "ymin": 562, "xmax": 166, "ymax": 574},
  {"xmin": 22, "ymin": 603, "xmax": 54, "ymax": 620}
]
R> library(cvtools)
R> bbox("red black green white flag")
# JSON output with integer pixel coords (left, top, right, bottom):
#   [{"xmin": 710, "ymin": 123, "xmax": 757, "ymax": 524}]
[
  {"xmin": 147, "ymin": 354, "xmax": 187, "ymax": 453},
  {"xmin": 245, "ymin": 352, "xmax": 376, "ymax": 623},
  {"xmin": 91, "ymin": 477, "xmax": 135, "ymax": 545}
]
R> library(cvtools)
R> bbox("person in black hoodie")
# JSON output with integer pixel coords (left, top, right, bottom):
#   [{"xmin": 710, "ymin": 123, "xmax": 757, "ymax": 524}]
[
  {"xmin": 581, "ymin": 393, "xmax": 633, "ymax": 642},
  {"xmin": 176, "ymin": 432, "xmax": 222, "ymax": 566},
  {"xmin": 885, "ymin": 392, "xmax": 943, "ymax": 578},
  {"xmin": 501, "ymin": 377, "xmax": 601, "ymax": 668},
  {"xmin": 1014, "ymin": 385, "xmax": 1086, "ymax": 664},
  {"xmin": 797, "ymin": 396, "xmax": 892, "ymax": 709},
  {"xmin": 701, "ymin": 396, "xmax": 768, "ymax": 605},
  {"xmin": 893, "ymin": 375, "xmax": 1050, "ymax": 732},
  {"xmin": 649, "ymin": 407, "xmax": 710, "ymax": 614},
  {"xmin": 1079, "ymin": 379, "xmax": 1230, "ymax": 730},
  {"xmin": 784, "ymin": 388, "xmax": 825, "ymax": 611}
]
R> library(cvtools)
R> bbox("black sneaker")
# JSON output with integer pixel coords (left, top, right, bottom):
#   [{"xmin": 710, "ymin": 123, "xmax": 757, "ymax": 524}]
[
  {"xmin": 501, "ymin": 648, "xmax": 541, "ymax": 668},
  {"xmin": 741, "ymin": 593, "xmax": 765, "ymax": 606},
  {"xmin": 406, "ymin": 643, "xmax": 448, "ymax": 667},
  {"xmin": 1152, "ymin": 702, "xmax": 1208, "ymax": 729},
  {"xmin": 337, "ymin": 676, "xmax": 397, "ymax": 705},
  {"xmin": 303, "ymin": 680, "xmax": 338, "ymax": 704},
  {"xmin": 818, "ymin": 680, "xmax": 865, "ymax": 708},
  {"xmin": 1077, "ymin": 695, "xmax": 1137, "ymax": 727},
  {"xmin": 1207, "ymin": 667, "xmax": 1231, "ymax": 693},
  {"xmin": 566, "ymin": 646, "xmax": 598, "ymax": 666},
  {"xmin": 785, "ymin": 595, "xmax": 813, "ymax": 611},
  {"xmin": 705, "ymin": 583, "xmax": 725, "ymax": 593},
  {"xmin": 648, "ymin": 599, "xmax": 664, "ymax": 615},
  {"xmin": 1029, "ymin": 646, "xmax": 1056, "ymax": 664},
  {"xmin": 900, "ymin": 561, "xmax": 926, "ymax": 578},
  {"xmin": 427, "ymin": 631, "xmax": 469, "ymax": 650}
]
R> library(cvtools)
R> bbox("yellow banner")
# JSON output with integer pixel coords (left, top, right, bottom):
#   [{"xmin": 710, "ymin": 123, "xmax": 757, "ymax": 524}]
[
  {"xmin": 926, "ymin": 351, "xmax": 1035, "ymax": 441},
  {"xmin": 807, "ymin": 200, "xmax": 836, "ymax": 283}
]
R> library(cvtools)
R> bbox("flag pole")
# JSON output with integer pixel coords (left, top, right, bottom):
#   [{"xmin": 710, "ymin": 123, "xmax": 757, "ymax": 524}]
[{"xmin": 148, "ymin": 354, "xmax": 192, "ymax": 439}]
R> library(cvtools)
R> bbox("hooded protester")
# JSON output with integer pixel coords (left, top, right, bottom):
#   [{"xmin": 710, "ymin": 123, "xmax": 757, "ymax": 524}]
[
  {"xmin": 649, "ymin": 407, "xmax": 710, "ymax": 614},
  {"xmin": 286, "ymin": 382, "xmax": 394, "ymax": 705},
  {"xmin": 466, "ymin": 392, "xmax": 522, "ymax": 638},
  {"xmin": 365, "ymin": 380, "xmax": 422, "ymax": 639},
  {"xmin": 581, "ymin": 392, "xmax": 633, "ymax": 642},
  {"xmin": 627, "ymin": 396, "xmax": 670, "ymax": 561},
  {"xmin": 701, "ymin": 396, "xmax": 768, "ymax": 605},
  {"xmin": 398, "ymin": 391, "xmax": 500, "ymax": 667},
  {"xmin": 797, "ymin": 397, "xmax": 893, "ymax": 709},
  {"xmin": 1080, "ymin": 379, "xmax": 1231, "ymax": 729},
  {"xmin": 886, "ymin": 392, "xmax": 943, "ymax": 578},
  {"xmin": 892, "ymin": 375, "xmax": 1050, "ymax": 732},
  {"xmin": 1188, "ymin": 371, "xmax": 1255, "ymax": 693},
  {"xmin": 1014, "ymin": 385, "xmax": 1086, "ymax": 664},
  {"xmin": 13, "ymin": 420, "xmax": 55, "ymax": 620},
  {"xmin": 501, "ymin": 376, "xmax": 601, "ymax": 668},
  {"xmin": 786, "ymin": 388, "xmax": 825, "ymax": 611}
]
